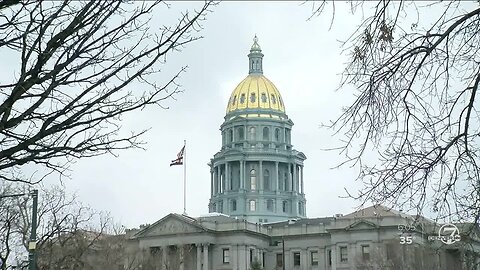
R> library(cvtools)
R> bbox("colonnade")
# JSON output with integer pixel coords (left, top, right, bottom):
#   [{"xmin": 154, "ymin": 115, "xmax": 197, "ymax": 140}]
[
  {"xmin": 210, "ymin": 160, "xmax": 304, "ymax": 196},
  {"xmin": 151, "ymin": 243, "xmax": 209, "ymax": 270}
]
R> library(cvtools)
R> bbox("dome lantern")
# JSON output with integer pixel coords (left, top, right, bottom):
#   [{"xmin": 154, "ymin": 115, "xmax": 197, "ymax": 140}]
[{"xmin": 248, "ymin": 35, "xmax": 264, "ymax": 74}]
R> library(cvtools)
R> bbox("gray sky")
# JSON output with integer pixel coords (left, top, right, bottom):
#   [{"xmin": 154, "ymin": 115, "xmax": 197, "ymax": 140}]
[{"xmin": 42, "ymin": 2, "xmax": 386, "ymax": 228}]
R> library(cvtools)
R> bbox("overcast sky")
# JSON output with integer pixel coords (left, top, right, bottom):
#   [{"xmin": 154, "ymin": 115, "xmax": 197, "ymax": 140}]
[{"xmin": 32, "ymin": 1, "xmax": 470, "ymax": 229}]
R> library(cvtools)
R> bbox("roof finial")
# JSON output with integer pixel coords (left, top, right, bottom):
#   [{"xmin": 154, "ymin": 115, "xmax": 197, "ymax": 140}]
[{"xmin": 248, "ymin": 35, "xmax": 263, "ymax": 74}]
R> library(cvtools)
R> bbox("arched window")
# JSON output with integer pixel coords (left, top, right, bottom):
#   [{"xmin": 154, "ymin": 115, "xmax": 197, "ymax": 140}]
[
  {"xmin": 267, "ymin": 200, "xmax": 274, "ymax": 211},
  {"xmin": 263, "ymin": 127, "xmax": 269, "ymax": 141},
  {"xmin": 261, "ymin": 93, "xmax": 267, "ymax": 103},
  {"xmin": 250, "ymin": 169, "xmax": 257, "ymax": 190},
  {"xmin": 250, "ymin": 92, "xmax": 256, "ymax": 103},
  {"xmin": 232, "ymin": 95, "xmax": 237, "ymax": 105},
  {"xmin": 275, "ymin": 128, "xmax": 280, "ymax": 142},
  {"xmin": 282, "ymin": 201, "xmax": 288, "ymax": 213},
  {"xmin": 229, "ymin": 129, "xmax": 233, "ymax": 143},
  {"xmin": 263, "ymin": 169, "xmax": 270, "ymax": 190},
  {"xmin": 249, "ymin": 200, "xmax": 256, "ymax": 211},
  {"xmin": 232, "ymin": 200, "xmax": 237, "ymax": 211},
  {"xmin": 240, "ymin": 93, "xmax": 246, "ymax": 104},
  {"xmin": 237, "ymin": 126, "xmax": 244, "ymax": 140},
  {"xmin": 249, "ymin": 127, "xmax": 256, "ymax": 141},
  {"xmin": 271, "ymin": 94, "xmax": 276, "ymax": 104}
]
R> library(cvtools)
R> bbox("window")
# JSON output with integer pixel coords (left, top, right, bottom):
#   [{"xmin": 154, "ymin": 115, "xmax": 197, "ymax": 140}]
[
  {"xmin": 311, "ymin": 251, "xmax": 319, "ymax": 266},
  {"xmin": 261, "ymin": 93, "xmax": 267, "ymax": 103},
  {"xmin": 282, "ymin": 200, "xmax": 288, "ymax": 213},
  {"xmin": 250, "ymin": 92, "xmax": 256, "ymax": 103},
  {"xmin": 250, "ymin": 249, "xmax": 255, "ymax": 263},
  {"xmin": 279, "ymin": 96, "xmax": 283, "ymax": 106},
  {"xmin": 263, "ymin": 127, "xmax": 269, "ymax": 140},
  {"xmin": 240, "ymin": 93, "xmax": 246, "ymax": 104},
  {"xmin": 275, "ymin": 128, "xmax": 280, "ymax": 141},
  {"xmin": 284, "ymin": 172, "xmax": 288, "ymax": 191},
  {"xmin": 263, "ymin": 169, "xmax": 270, "ymax": 190},
  {"xmin": 293, "ymin": 252, "xmax": 301, "ymax": 266},
  {"xmin": 223, "ymin": 248, "xmax": 230, "ymax": 264},
  {"xmin": 361, "ymin": 245, "xmax": 370, "ymax": 261},
  {"xmin": 150, "ymin": 246, "xmax": 161, "ymax": 255},
  {"xmin": 249, "ymin": 200, "xmax": 256, "ymax": 211},
  {"xmin": 212, "ymin": 203, "xmax": 216, "ymax": 212},
  {"xmin": 231, "ymin": 200, "xmax": 237, "ymax": 211},
  {"xmin": 340, "ymin": 246, "xmax": 348, "ymax": 263},
  {"xmin": 328, "ymin": 250, "xmax": 332, "ymax": 266},
  {"xmin": 267, "ymin": 199, "xmax": 274, "ymax": 211},
  {"xmin": 263, "ymin": 252, "xmax": 266, "ymax": 268},
  {"xmin": 249, "ymin": 127, "xmax": 256, "ymax": 140},
  {"xmin": 298, "ymin": 202, "xmax": 303, "ymax": 215},
  {"xmin": 232, "ymin": 95, "xmax": 237, "ymax": 105},
  {"xmin": 250, "ymin": 169, "xmax": 257, "ymax": 190},
  {"xmin": 237, "ymin": 126, "xmax": 244, "ymax": 140},
  {"xmin": 228, "ymin": 129, "xmax": 233, "ymax": 143},
  {"xmin": 276, "ymin": 253, "xmax": 283, "ymax": 267},
  {"xmin": 271, "ymin": 94, "xmax": 276, "ymax": 104}
]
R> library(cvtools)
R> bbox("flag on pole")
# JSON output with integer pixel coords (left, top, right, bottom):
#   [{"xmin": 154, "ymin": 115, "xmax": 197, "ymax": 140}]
[{"xmin": 170, "ymin": 145, "xmax": 185, "ymax": 166}]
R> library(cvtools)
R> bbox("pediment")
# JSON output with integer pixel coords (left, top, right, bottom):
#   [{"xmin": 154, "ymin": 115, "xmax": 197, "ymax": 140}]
[
  {"xmin": 345, "ymin": 220, "xmax": 378, "ymax": 231},
  {"xmin": 135, "ymin": 214, "xmax": 204, "ymax": 238}
]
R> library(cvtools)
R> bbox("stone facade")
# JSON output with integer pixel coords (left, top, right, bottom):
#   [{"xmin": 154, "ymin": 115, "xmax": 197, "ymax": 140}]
[{"xmin": 127, "ymin": 205, "xmax": 480, "ymax": 270}]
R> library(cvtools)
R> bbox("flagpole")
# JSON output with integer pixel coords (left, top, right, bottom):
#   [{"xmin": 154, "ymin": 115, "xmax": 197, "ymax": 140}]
[{"xmin": 183, "ymin": 139, "xmax": 187, "ymax": 215}]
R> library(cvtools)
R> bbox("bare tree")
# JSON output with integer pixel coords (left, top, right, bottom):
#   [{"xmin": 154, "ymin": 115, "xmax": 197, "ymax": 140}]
[
  {"xmin": 0, "ymin": 182, "xmax": 119, "ymax": 269},
  {"xmin": 0, "ymin": 0, "xmax": 214, "ymax": 184},
  {"xmin": 312, "ymin": 1, "xmax": 480, "ymax": 222}
]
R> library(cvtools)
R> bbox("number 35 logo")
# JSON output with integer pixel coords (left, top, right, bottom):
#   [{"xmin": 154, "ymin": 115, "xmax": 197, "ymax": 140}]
[{"xmin": 399, "ymin": 236, "xmax": 413, "ymax": 245}]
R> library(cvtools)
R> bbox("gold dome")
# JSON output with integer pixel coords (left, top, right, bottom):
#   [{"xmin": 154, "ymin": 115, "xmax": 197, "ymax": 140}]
[{"xmin": 226, "ymin": 74, "xmax": 285, "ymax": 115}]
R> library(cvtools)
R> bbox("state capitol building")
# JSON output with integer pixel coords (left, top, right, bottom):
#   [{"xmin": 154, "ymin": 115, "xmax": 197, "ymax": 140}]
[{"xmin": 125, "ymin": 37, "xmax": 480, "ymax": 270}]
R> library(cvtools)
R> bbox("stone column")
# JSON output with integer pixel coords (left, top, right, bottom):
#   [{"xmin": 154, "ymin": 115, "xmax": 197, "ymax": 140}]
[
  {"xmin": 179, "ymin": 245, "xmax": 184, "ymax": 270},
  {"xmin": 331, "ymin": 246, "xmax": 337, "ymax": 270},
  {"xmin": 231, "ymin": 245, "xmax": 238, "ymax": 270},
  {"xmin": 287, "ymin": 163, "xmax": 292, "ymax": 191},
  {"xmin": 225, "ymin": 162, "xmax": 230, "ymax": 191},
  {"xmin": 275, "ymin": 161, "xmax": 279, "ymax": 191},
  {"xmin": 210, "ymin": 168, "xmax": 214, "ymax": 197},
  {"xmin": 203, "ymin": 243, "xmax": 209, "ymax": 270},
  {"xmin": 238, "ymin": 245, "xmax": 247, "ymax": 270},
  {"xmin": 217, "ymin": 166, "xmax": 221, "ymax": 193},
  {"xmin": 161, "ymin": 246, "xmax": 166, "ymax": 270},
  {"xmin": 300, "ymin": 166, "xmax": 304, "ymax": 194},
  {"xmin": 259, "ymin": 160, "xmax": 263, "ymax": 191},
  {"xmin": 240, "ymin": 160, "xmax": 245, "ymax": 190},
  {"xmin": 213, "ymin": 167, "xmax": 217, "ymax": 195},
  {"xmin": 301, "ymin": 248, "xmax": 308, "ymax": 269},
  {"xmin": 196, "ymin": 244, "xmax": 202, "ymax": 270},
  {"xmin": 293, "ymin": 164, "xmax": 297, "ymax": 192}
]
